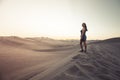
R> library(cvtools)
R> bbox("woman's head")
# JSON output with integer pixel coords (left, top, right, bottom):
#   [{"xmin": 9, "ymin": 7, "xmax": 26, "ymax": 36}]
[{"xmin": 82, "ymin": 23, "xmax": 88, "ymax": 31}]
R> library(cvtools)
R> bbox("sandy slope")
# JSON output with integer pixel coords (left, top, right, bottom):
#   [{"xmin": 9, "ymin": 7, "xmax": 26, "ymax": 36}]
[
  {"xmin": 50, "ymin": 38, "xmax": 120, "ymax": 80},
  {"xmin": 0, "ymin": 37, "xmax": 120, "ymax": 80},
  {"xmin": 0, "ymin": 36, "xmax": 78, "ymax": 80}
]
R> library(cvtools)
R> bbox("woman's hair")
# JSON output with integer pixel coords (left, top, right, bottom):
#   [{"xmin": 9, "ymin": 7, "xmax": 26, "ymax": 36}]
[{"xmin": 82, "ymin": 23, "xmax": 88, "ymax": 31}]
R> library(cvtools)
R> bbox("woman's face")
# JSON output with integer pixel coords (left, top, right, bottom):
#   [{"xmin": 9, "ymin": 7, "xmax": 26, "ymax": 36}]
[{"xmin": 82, "ymin": 23, "xmax": 86, "ymax": 27}]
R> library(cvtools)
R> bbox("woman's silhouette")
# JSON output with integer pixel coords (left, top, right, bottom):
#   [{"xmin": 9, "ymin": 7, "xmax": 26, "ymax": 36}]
[{"xmin": 80, "ymin": 23, "xmax": 88, "ymax": 52}]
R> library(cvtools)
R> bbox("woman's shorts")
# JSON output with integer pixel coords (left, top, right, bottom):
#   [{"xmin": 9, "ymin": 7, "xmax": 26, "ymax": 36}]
[{"xmin": 81, "ymin": 35, "xmax": 87, "ymax": 41}]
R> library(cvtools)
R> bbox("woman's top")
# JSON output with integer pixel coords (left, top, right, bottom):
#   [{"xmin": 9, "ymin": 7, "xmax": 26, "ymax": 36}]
[{"xmin": 80, "ymin": 28, "xmax": 87, "ymax": 41}]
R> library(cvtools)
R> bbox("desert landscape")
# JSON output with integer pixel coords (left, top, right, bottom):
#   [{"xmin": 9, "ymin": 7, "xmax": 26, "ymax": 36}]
[
  {"xmin": 0, "ymin": 0, "xmax": 120, "ymax": 80},
  {"xmin": 0, "ymin": 36, "xmax": 120, "ymax": 80}
]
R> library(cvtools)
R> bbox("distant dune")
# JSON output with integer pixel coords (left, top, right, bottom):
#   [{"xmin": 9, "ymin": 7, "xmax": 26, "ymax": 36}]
[
  {"xmin": 102, "ymin": 37, "xmax": 120, "ymax": 43},
  {"xmin": 0, "ymin": 36, "xmax": 120, "ymax": 80}
]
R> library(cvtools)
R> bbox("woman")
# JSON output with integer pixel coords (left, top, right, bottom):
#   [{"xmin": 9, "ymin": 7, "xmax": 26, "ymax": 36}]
[{"xmin": 80, "ymin": 23, "xmax": 88, "ymax": 52}]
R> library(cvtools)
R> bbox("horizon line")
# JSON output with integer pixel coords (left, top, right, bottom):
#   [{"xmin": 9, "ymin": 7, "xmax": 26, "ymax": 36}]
[{"xmin": 0, "ymin": 35, "xmax": 119, "ymax": 40}]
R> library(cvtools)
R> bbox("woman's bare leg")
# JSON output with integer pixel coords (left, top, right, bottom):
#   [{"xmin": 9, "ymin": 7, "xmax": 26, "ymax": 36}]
[
  {"xmin": 84, "ymin": 41, "xmax": 87, "ymax": 52},
  {"xmin": 80, "ymin": 40, "xmax": 83, "ymax": 51}
]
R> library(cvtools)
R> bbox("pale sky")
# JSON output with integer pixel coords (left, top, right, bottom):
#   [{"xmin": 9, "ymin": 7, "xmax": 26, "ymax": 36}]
[{"xmin": 0, "ymin": 0, "xmax": 120, "ymax": 40}]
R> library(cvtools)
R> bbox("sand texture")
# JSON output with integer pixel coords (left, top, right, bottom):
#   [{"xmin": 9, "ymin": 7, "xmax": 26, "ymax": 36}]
[{"xmin": 0, "ymin": 36, "xmax": 120, "ymax": 80}]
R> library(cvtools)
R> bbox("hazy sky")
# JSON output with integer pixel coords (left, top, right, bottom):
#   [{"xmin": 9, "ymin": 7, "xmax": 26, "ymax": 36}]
[{"xmin": 0, "ymin": 0, "xmax": 120, "ymax": 39}]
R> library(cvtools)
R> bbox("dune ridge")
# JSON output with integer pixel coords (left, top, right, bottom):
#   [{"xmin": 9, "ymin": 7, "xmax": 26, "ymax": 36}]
[{"xmin": 0, "ymin": 36, "xmax": 120, "ymax": 80}]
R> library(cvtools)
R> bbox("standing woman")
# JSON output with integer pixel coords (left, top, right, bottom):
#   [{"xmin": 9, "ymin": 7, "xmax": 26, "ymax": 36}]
[{"xmin": 80, "ymin": 23, "xmax": 88, "ymax": 52}]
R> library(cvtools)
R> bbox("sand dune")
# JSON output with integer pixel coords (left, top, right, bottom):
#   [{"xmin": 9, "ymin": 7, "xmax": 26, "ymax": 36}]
[
  {"xmin": 50, "ymin": 38, "xmax": 120, "ymax": 80},
  {"xmin": 0, "ymin": 36, "xmax": 120, "ymax": 80},
  {"xmin": 0, "ymin": 36, "xmax": 77, "ymax": 80}
]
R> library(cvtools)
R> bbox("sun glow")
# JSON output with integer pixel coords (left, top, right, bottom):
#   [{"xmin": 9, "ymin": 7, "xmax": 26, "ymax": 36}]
[{"xmin": 0, "ymin": 0, "xmax": 120, "ymax": 40}]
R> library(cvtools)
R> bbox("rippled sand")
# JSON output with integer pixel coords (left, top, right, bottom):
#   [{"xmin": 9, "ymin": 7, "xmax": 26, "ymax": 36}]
[{"xmin": 0, "ymin": 36, "xmax": 120, "ymax": 80}]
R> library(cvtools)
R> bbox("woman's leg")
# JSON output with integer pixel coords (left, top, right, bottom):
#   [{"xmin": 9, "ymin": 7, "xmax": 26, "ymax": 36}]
[
  {"xmin": 80, "ymin": 40, "xmax": 83, "ymax": 51},
  {"xmin": 84, "ymin": 41, "xmax": 87, "ymax": 52}
]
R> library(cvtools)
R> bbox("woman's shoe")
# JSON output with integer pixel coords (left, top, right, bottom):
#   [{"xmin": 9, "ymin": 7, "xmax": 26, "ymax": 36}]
[{"xmin": 80, "ymin": 50, "xmax": 83, "ymax": 52}]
